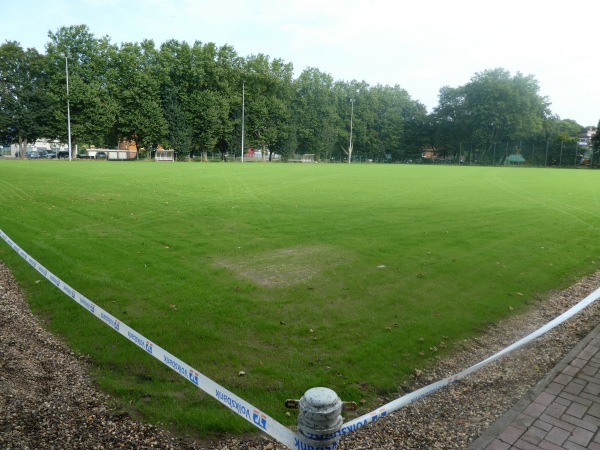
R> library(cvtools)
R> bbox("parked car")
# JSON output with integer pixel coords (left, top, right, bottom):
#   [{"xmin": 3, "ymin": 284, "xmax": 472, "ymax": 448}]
[
  {"xmin": 28, "ymin": 151, "xmax": 41, "ymax": 159},
  {"xmin": 95, "ymin": 151, "xmax": 107, "ymax": 159},
  {"xmin": 57, "ymin": 150, "xmax": 70, "ymax": 159},
  {"xmin": 45, "ymin": 151, "xmax": 57, "ymax": 159}
]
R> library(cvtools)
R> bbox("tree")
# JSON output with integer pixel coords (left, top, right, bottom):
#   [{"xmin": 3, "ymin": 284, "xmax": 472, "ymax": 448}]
[
  {"xmin": 188, "ymin": 42, "xmax": 239, "ymax": 161},
  {"xmin": 45, "ymin": 25, "xmax": 118, "ymax": 153},
  {"xmin": 433, "ymin": 68, "xmax": 550, "ymax": 164},
  {"xmin": 0, "ymin": 41, "xmax": 55, "ymax": 158},
  {"xmin": 292, "ymin": 67, "xmax": 339, "ymax": 160},
  {"xmin": 157, "ymin": 40, "xmax": 196, "ymax": 158},
  {"xmin": 332, "ymin": 80, "xmax": 367, "ymax": 162},
  {"xmin": 366, "ymin": 84, "xmax": 427, "ymax": 162},
  {"xmin": 111, "ymin": 40, "xmax": 168, "ymax": 152},
  {"xmin": 243, "ymin": 54, "xmax": 293, "ymax": 161},
  {"xmin": 537, "ymin": 116, "xmax": 583, "ymax": 166},
  {"xmin": 592, "ymin": 123, "xmax": 600, "ymax": 167},
  {"xmin": 189, "ymin": 89, "xmax": 230, "ymax": 160},
  {"xmin": 157, "ymin": 41, "xmax": 243, "ymax": 161},
  {"xmin": 397, "ymin": 99, "xmax": 429, "ymax": 162}
]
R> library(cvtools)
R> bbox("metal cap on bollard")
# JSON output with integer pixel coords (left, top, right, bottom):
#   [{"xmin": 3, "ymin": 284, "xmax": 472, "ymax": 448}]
[{"xmin": 297, "ymin": 387, "xmax": 343, "ymax": 447}]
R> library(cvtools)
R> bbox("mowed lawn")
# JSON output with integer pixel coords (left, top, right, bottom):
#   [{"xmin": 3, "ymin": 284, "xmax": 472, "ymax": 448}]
[{"xmin": 1, "ymin": 160, "xmax": 599, "ymax": 436}]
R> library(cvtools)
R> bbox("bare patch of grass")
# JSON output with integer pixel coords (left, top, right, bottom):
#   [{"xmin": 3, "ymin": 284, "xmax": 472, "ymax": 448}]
[{"xmin": 216, "ymin": 245, "xmax": 345, "ymax": 287}]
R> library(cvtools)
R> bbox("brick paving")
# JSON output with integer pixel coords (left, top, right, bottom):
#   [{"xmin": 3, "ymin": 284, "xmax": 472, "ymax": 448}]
[{"xmin": 469, "ymin": 324, "xmax": 600, "ymax": 450}]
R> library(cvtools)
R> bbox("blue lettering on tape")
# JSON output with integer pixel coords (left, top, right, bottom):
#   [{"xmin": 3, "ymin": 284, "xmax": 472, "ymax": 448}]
[
  {"xmin": 36, "ymin": 265, "xmax": 48, "ymax": 277},
  {"xmin": 77, "ymin": 296, "xmax": 96, "ymax": 314},
  {"xmin": 339, "ymin": 420, "xmax": 366, "ymax": 436},
  {"xmin": 127, "ymin": 330, "xmax": 152, "ymax": 354},
  {"xmin": 100, "ymin": 312, "xmax": 120, "ymax": 331},
  {"xmin": 252, "ymin": 409, "xmax": 267, "ymax": 430},
  {"xmin": 61, "ymin": 284, "xmax": 76, "ymax": 299},
  {"xmin": 163, "ymin": 355, "xmax": 187, "ymax": 377},
  {"xmin": 19, "ymin": 249, "xmax": 27, "ymax": 258},
  {"xmin": 27, "ymin": 256, "xmax": 36, "ymax": 266},
  {"xmin": 215, "ymin": 390, "xmax": 251, "ymax": 419},
  {"xmin": 294, "ymin": 437, "xmax": 338, "ymax": 450},
  {"xmin": 49, "ymin": 274, "xmax": 60, "ymax": 287}
]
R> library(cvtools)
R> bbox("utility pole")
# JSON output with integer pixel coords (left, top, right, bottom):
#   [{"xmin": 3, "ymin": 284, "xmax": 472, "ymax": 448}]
[
  {"xmin": 348, "ymin": 98, "xmax": 354, "ymax": 164},
  {"xmin": 64, "ymin": 55, "xmax": 72, "ymax": 161},
  {"xmin": 241, "ymin": 80, "xmax": 245, "ymax": 163}
]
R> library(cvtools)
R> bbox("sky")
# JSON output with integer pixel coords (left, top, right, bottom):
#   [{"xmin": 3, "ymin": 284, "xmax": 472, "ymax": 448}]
[{"xmin": 2, "ymin": 0, "xmax": 599, "ymax": 126}]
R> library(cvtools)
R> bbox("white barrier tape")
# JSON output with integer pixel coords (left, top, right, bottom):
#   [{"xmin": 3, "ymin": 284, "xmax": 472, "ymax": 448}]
[
  {"xmin": 5, "ymin": 228, "xmax": 599, "ymax": 449},
  {"xmin": 0, "ymin": 230, "xmax": 299, "ymax": 449},
  {"xmin": 340, "ymin": 283, "xmax": 600, "ymax": 436}
]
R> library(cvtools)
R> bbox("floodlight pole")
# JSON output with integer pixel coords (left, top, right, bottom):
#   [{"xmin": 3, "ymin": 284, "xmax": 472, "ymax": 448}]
[
  {"xmin": 241, "ymin": 80, "xmax": 245, "ymax": 163},
  {"xmin": 64, "ymin": 55, "xmax": 72, "ymax": 161},
  {"xmin": 348, "ymin": 98, "xmax": 355, "ymax": 164}
]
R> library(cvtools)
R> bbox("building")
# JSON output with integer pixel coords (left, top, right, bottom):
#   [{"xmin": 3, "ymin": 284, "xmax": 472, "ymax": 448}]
[{"xmin": 578, "ymin": 127, "xmax": 597, "ymax": 147}]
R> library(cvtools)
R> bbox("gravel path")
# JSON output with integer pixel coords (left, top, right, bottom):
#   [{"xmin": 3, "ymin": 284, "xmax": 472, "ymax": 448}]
[{"xmin": 1, "ymin": 260, "xmax": 599, "ymax": 449}]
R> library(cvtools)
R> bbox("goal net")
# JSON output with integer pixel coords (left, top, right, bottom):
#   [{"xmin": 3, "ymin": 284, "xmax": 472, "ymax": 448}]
[{"xmin": 301, "ymin": 154, "xmax": 315, "ymax": 163}]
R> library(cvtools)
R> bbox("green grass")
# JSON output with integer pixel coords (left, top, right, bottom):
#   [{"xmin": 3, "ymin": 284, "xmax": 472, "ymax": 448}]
[{"xmin": 1, "ymin": 160, "xmax": 599, "ymax": 437}]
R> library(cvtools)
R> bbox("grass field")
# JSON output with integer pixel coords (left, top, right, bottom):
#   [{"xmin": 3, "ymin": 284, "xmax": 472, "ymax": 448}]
[{"xmin": 1, "ymin": 160, "xmax": 599, "ymax": 437}]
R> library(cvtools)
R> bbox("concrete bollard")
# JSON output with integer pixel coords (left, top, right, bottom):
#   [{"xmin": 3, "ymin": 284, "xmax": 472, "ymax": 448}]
[{"xmin": 296, "ymin": 387, "xmax": 343, "ymax": 449}]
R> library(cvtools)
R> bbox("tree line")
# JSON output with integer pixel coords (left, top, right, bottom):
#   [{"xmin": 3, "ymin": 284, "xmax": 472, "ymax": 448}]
[{"xmin": 1, "ymin": 25, "xmax": 597, "ymax": 164}]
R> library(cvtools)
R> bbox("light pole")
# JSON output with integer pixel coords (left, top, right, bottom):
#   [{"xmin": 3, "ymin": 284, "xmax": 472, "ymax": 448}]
[
  {"xmin": 348, "ymin": 98, "xmax": 354, "ymax": 164},
  {"xmin": 241, "ymin": 80, "xmax": 245, "ymax": 163},
  {"xmin": 64, "ymin": 55, "xmax": 72, "ymax": 161}
]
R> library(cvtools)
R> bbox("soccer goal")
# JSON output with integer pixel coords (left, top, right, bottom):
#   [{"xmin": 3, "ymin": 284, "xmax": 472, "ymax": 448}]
[{"xmin": 301, "ymin": 154, "xmax": 315, "ymax": 163}]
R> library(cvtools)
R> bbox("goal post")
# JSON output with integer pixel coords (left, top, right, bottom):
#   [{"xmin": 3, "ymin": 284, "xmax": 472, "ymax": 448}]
[{"xmin": 301, "ymin": 154, "xmax": 315, "ymax": 163}]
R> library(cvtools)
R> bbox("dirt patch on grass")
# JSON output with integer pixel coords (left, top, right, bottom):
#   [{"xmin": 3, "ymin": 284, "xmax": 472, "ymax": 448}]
[{"xmin": 216, "ymin": 245, "xmax": 344, "ymax": 287}]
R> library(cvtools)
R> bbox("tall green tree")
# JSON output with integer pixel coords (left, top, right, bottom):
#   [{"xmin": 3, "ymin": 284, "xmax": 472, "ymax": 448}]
[
  {"xmin": 0, "ymin": 41, "xmax": 55, "ymax": 158},
  {"xmin": 158, "ymin": 41, "xmax": 242, "ymax": 160},
  {"xmin": 188, "ymin": 42, "xmax": 239, "ymax": 161},
  {"xmin": 162, "ymin": 83, "xmax": 193, "ymax": 158},
  {"xmin": 111, "ymin": 40, "xmax": 167, "ymax": 152},
  {"xmin": 46, "ymin": 25, "xmax": 117, "ymax": 153},
  {"xmin": 433, "ymin": 68, "xmax": 550, "ymax": 164},
  {"xmin": 213, "ymin": 44, "xmax": 245, "ymax": 159},
  {"xmin": 292, "ymin": 67, "xmax": 339, "ymax": 160},
  {"xmin": 592, "ymin": 123, "xmax": 600, "ymax": 167},
  {"xmin": 365, "ymin": 84, "xmax": 427, "ymax": 162},
  {"xmin": 537, "ymin": 116, "xmax": 583, "ymax": 166},
  {"xmin": 243, "ymin": 54, "xmax": 293, "ymax": 161},
  {"xmin": 333, "ymin": 80, "xmax": 368, "ymax": 162},
  {"xmin": 158, "ymin": 40, "xmax": 195, "ymax": 158}
]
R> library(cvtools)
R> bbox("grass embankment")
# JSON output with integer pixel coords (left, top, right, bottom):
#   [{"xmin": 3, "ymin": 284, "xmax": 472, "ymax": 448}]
[{"xmin": 0, "ymin": 160, "xmax": 599, "ymax": 437}]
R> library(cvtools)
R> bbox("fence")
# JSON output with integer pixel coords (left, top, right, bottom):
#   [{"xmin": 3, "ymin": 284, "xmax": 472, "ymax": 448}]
[{"xmin": 437, "ymin": 141, "xmax": 593, "ymax": 168}]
